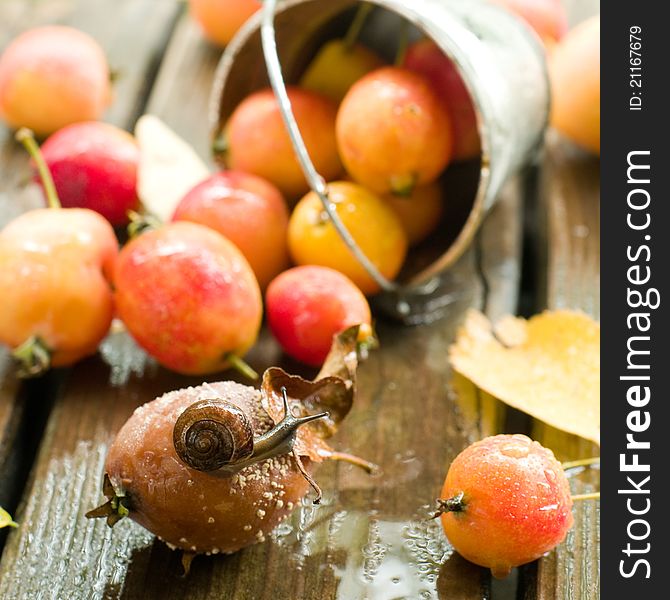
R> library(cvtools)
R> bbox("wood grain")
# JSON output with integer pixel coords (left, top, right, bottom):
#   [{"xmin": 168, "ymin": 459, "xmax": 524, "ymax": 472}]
[
  {"xmin": 0, "ymin": 9, "xmax": 524, "ymax": 599},
  {"xmin": 527, "ymin": 132, "xmax": 601, "ymax": 600}
]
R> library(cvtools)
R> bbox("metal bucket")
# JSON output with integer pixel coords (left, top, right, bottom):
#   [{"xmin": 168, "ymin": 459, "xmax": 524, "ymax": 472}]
[{"xmin": 209, "ymin": 0, "xmax": 549, "ymax": 322}]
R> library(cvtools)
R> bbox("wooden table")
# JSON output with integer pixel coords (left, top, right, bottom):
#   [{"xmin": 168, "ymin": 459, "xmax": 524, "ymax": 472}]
[{"xmin": 0, "ymin": 1, "xmax": 599, "ymax": 598}]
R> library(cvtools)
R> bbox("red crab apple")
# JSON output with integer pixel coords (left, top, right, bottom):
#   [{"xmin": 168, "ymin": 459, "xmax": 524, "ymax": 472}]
[
  {"xmin": 172, "ymin": 171, "xmax": 289, "ymax": 289},
  {"xmin": 266, "ymin": 265, "xmax": 372, "ymax": 366},
  {"xmin": 223, "ymin": 87, "xmax": 342, "ymax": 201},
  {"xmin": 336, "ymin": 67, "xmax": 453, "ymax": 196},
  {"xmin": 0, "ymin": 129, "xmax": 117, "ymax": 375},
  {"xmin": 0, "ymin": 26, "xmax": 111, "ymax": 137},
  {"xmin": 403, "ymin": 39, "xmax": 480, "ymax": 162},
  {"xmin": 188, "ymin": 0, "xmax": 261, "ymax": 47},
  {"xmin": 38, "ymin": 121, "xmax": 140, "ymax": 225},
  {"xmin": 114, "ymin": 221, "xmax": 262, "ymax": 376},
  {"xmin": 436, "ymin": 434, "xmax": 574, "ymax": 578}
]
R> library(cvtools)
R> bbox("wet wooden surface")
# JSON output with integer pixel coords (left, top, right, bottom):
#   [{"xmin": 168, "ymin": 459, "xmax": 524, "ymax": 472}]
[{"xmin": 0, "ymin": 1, "xmax": 599, "ymax": 598}]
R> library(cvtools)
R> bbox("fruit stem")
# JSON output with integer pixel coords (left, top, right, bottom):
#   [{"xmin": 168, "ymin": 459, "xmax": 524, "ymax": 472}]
[
  {"xmin": 325, "ymin": 451, "xmax": 379, "ymax": 474},
  {"xmin": 343, "ymin": 3, "xmax": 374, "ymax": 51},
  {"xmin": 15, "ymin": 128, "xmax": 61, "ymax": 210},
  {"xmin": 432, "ymin": 491, "xmax": 465, "ymax": 518},
  {"xmin": 12, "ymin": 336, "xmax": 52, "ymax": 378},
  {"xmin": 394, "ymin": 20, "xmax": 409, "ymax": 66},
  {"xmin": 225, "ymin": 353, "xmax": 259, "ymax": 381},
  {"xmin": 127, "ymin": 210, "xmax": 164, "ymax": 238},
  {"xmin": 0, "ymin": 506, "xmax": 18, "ymax": 529},
  {"xmin": 562, "ymin": 457, "xmax": 600, "ymax": 470},
  {"xmin": 571, "ymin": 492, "xmax": 600, "ymax": 502}
]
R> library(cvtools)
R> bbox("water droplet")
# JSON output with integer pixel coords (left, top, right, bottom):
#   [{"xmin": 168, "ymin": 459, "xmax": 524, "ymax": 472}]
[{"xmin": 501, "ymin": 442, "xmax": 530, "ymax": 459}]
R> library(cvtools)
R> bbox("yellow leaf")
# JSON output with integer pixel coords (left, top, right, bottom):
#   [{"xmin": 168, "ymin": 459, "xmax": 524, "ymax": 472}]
[
  {"xmin": 450, "ymin": 309, "xmax": 600, "ymax": 445},
  {"xmin": 0, "ymin": 506, "xmax": 18, "ymax": 528}
]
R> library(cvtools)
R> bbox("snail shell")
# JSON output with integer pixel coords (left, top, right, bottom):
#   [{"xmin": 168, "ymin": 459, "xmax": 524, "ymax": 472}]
[{"xmin": 173, "ymin": 398, "xmax": 254, "ymax": 471}]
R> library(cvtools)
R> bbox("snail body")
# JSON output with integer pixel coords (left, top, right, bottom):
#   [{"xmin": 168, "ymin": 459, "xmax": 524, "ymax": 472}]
[{"xmin": 103, "ymin": 381, "xmax": 311, "ymax": 554}]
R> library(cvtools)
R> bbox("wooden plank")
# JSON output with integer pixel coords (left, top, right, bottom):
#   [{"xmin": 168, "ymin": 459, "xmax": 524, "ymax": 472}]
[
  {"xmin": 0, "ymin": 11, "xmax": 525, "ymax": 598},
  {"xmin": 525, "ymin": 133, "xmax": 600, "ymax": 599},
  {"xmin": 0, "ymin": 0, "xmax": 181, "ymax": 551}
]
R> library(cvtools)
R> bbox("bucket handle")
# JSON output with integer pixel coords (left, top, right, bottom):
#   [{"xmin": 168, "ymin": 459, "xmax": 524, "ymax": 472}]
[{"xmin": 260, "ymin": 0, "xmax": 398, "ymax": 293}]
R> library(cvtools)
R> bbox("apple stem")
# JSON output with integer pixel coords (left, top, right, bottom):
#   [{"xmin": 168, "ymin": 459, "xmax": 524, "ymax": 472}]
[
  {"xmin": 571, "ymin": 492, "xmax": 600, "ymax": 502},
  {"xmin": 15, "ymin": 128, "xmax": 61, "ymax": 210},
  {"xmin": 431, "ymin": 491, "xmax": 466, "ymax": 518},
  {"xmin": 343, "ymin": 3, "xmax": 374, "ymax": 51},
  {"xmin": 562, "ymin": 457, "xmax": 600, "ymax": 470},
  {"xmin": 224, "ymin": 353, "xmax": 259, "ymax": 381},
  {"xmin": 394, "ymin": 20, "xmax": 409, "ymax": 66},
  {"xmin": 325, "ymin": 451, "xmax": 379, "ymax": 474},
  {"xmin": 12, "ymin": 335, "xmax": 52, "ymax": 378},
  {"xmin": 0, "ymin": 506, "xmax": 18, "ymax": 529},
  {"xmin": 127, "ymin": 210, "xmax": 163, "ymax": 238}
]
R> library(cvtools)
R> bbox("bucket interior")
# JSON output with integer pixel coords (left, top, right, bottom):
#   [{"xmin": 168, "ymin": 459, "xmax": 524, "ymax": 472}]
[{"xmin": 211, "ymin": 0, "xmax": 485, "ymax": 291}]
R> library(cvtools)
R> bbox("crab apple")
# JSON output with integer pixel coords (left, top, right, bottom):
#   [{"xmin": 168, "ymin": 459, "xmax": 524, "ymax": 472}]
[
  {"xmin": 383, "ymin": 182, "xmax": 443, "ymax": 246},
  {"xmin": 114, "ymin": 221, "xmax": 262, "ymax": 376},
  {"xmin": 437, "ymin": 434, "xmax": 573, "ymax": 579},
  {"xmin": 99, "ymin": 381, "xmax": 312, "ymax": 555},
  {"xmin": 549, "ymin": 16, "xmax": 600, "ymax": 155},
  {"xmin": 266, "ymin": 266, "xmax": 371, "ymax": 366},
  {"xmin": 0, "ymin": 26, "xmax": 111, "ymax": 137},
  {"xmin": 491, "ymin": 0, "xmax": 567, "ymax": 45},
  {"xmin": 289, "ymin": 181, "xmax": 408, "ymax": 295},
  {"xmin": 0, "ymin": 209, "xmax": 117, "ymax": 372},
  {"xmin": 0, "ymin": 130, "xmax": 117, "ymax": 375},
  {"xmin": 224, "ymin": 87, "xmax": 342, "ymax": 200},
  {"xmin": 172, "ymin": 171, "xmax": 289, "ymax": 289},
  {"xmin": 300, "ymin": 40, "xmax": 385, "ymax": 103},
  {"xmin": 188, "ymin": 0, "xmax": 261, "ymax": 47},
  {"xmin": 88, "ymin": 326, "xmax": 376, "ymax": 566},
  {"xmin": 336, "ymin": 67, "xmax": 453, "ymax": 196},
  {"xmin": 38, "ymin": 122, "xmax": 139, "ymax": 225},
  {"xmin": 403, "ymin": 39, "xmax": 480, "ymax": 161}
]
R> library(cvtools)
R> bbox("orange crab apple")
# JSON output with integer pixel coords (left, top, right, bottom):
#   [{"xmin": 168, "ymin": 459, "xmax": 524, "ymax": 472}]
[
  {"xmin": 383, "ymin": 182, "xmax": 443, "ymax": 246},
  {"xmin": 188, "ymin": 0, "xmax": 262, "ymax": 47},
  {"xmin": 0, "ymin": 26, "xmax": 111, "ymax": 137},
  {"xmin": 437, "ymin": 434, "xmax": 574, "ymax": 578},
  {"xmin": 288, "ymin": 181, "xmax": 407, "ymax": 295},
  {"xmin": 224, "ymin": 87, "xmax": 342, "ymax": 201},
  {"xmin": 336, "ymin": 67, "xmax": 453, "ymax": 196},
  {"xmin": 549, "ymin": 16, "xmax": 600, "ymax": 155}
]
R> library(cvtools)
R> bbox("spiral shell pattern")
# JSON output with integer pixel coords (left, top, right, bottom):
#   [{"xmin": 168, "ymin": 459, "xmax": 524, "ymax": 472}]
[{"xmin": 173, "ymin": 399, "xmax": 254, "ymax": 471}]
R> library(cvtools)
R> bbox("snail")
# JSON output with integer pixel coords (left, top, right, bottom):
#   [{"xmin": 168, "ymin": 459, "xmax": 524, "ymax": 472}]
[{"xmin": 87, "ymin": 326, "xmax": 376, "ymax": 571}]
